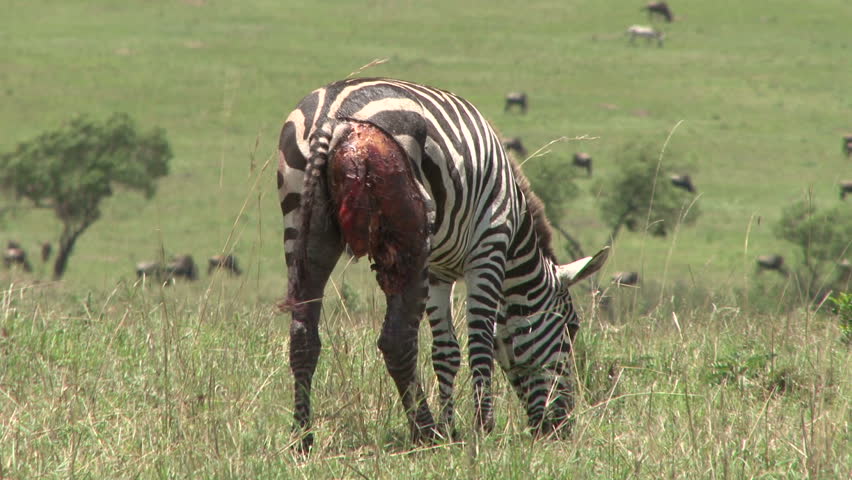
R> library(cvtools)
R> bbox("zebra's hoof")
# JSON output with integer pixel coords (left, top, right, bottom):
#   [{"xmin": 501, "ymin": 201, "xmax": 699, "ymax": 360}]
[
  {"xmin": 436, "ymin": 422, "xmax": 460, "ymax": 442},
  {"xmin": 411, "ymin": 424, "xmax": 440, "ymax": 445},
  {"xmin": 291, "ymin": 431, "xmax": 314, "ymax": 455}
]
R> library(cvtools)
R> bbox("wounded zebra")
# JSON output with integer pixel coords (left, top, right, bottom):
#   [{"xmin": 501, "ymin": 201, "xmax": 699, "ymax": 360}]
[{"xmin": 278, "ymin": 77, "xmax": 609, "ymax": 451}]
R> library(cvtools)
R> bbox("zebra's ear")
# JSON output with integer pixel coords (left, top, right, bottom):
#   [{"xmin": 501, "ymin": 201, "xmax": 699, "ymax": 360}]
[{"xmin": 556, "ymin": 246, "xmax": 610, "ymax": 288}]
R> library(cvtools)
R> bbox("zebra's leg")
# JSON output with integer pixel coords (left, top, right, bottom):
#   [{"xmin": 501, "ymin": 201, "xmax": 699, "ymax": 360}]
[
  {"xmin": 279, "ymin": 151, "xmax": 344, "ymax": 453},
  {"xmin": 426, "ymin": 278, "xmax": 460, "ymax": 439},
  {"xmin": 543, "ymin": 323, "xmax": 580, "ymax": 437},
  {"xmin": 285, "ymin": 216, "xmax": 342, "ymax": 453},
  {"xmin": 378, "ymin": 261, "xmax": 438, "ymax": 443},
  {"xmin": 464, "ymin": 259, "xmax": 507, "ymax": 434}
]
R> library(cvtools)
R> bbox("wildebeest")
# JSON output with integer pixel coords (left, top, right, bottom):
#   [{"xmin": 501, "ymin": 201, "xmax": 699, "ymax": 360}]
[
  {"xmin": 840, "ymin": 181, "xmax": 852, "ymax": 200},
  {"xmin": 503, "ymin": 137, "xmax": 527, "ymax": 157},
  {"xmin": 627, "ymin": 25, "xmax": 665, "ymax": 47},
  {"xmin": 166, "ymin": 254, "xmax": 198, "ymax": 281},
  {"xmin": 643, "ymin": 1, "xmax": 673, "ymax": 22},
  {"xmin": 3, "ymin": 241, "xmax": 32, "ymax": 272},
  {"xmin": 612, "ymin": 271, "xmax": 640, "ymax": 286},
  {"xmin": 843, "ymin": 134, "xmax": 852, "ymax": 157},
  {"xmin": 756, "ymin": 254, "xmax": 788, "ymax": 275},
  {"xmin": 504, "ymin": 91, "xmax": 528, "ymax": 113},
  {"xmin": 135, "ymin": 261, "xmax": 164, "ymax": 280},
  {"xmin": 573, "ymin": 152, "xmax": 593, "ymax": 176},
  {"xmin": 40, "ymin": 241, "xmax": 52, "ymax": 262},
  {"xmin": 208, "ymin": 254, "xmax": 242, "ymax": 276},
  {"xmin": 670, "ymin": 173, "xmax": 696, "ymax": 193}
]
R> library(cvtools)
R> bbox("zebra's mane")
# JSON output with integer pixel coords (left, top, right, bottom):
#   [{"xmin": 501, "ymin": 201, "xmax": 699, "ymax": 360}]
[{"xmin": 509, "ymin": 159, "xmax": 557, "ymax": 262}]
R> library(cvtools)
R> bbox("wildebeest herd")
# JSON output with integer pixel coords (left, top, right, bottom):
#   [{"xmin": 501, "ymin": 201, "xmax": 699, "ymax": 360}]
[
  {"xmin": 2, "ymin": 240, "xmax": 241, "ymax": 285},
  {"xmin": 135, "ymin": 253, "xmax": 242, "ymax": 284}
]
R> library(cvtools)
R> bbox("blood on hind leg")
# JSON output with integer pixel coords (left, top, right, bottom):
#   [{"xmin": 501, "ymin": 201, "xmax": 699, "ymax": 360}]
[{"xmin": 328, "ymin": 120, "xmax": 429, "ymax": 294}]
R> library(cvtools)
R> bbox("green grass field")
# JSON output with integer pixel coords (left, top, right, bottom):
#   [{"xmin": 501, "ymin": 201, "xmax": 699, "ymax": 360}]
[{"xmin": 1, "ymin": 0, "xmax": 851, "ymax": 478}]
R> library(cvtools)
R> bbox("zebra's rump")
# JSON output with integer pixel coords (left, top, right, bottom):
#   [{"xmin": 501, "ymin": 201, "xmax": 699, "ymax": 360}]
[{"xmin": 328, "ymin": 120, "xmax": 429, "ymax": 294}]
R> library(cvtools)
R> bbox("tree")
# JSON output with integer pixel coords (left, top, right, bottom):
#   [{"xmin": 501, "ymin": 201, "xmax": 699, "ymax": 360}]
[
  {"xmin": 774, "ymin": 198, "xmax": 852, "ymax": 294},
  {"xmin": 0, "ymin": 113, "xmax": 171, "ymax": 279},
  {"xmin": 523, "ymin": 153, "xmax": 585, "ymax": 258},
  {"xmin": 596, "ymin": 141, "xmax": 700, "ymax": 245}
]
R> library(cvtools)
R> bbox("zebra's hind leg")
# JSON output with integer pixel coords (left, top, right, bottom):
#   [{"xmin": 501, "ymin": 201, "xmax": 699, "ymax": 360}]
[
  {"xmin": 379, "ymin": 264, "xmax": 438, "ymax": 444},
  {"xmin": 284, "ymin": 190, "xmax": 344, "ymax": 454},
  {"xmin": 427, "ymin": 278, "xmax": 460, "ymax": 440}
]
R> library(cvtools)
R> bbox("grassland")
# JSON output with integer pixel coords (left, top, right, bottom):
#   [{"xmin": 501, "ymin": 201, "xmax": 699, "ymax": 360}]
[{"xmin": 1, "ymin": 0, "xmax": 851, "ymax": 478}]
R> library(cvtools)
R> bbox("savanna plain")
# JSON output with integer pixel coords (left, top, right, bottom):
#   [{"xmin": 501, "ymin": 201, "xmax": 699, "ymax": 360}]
[{"xmin": 1, "ymin": 0, "xmax": 850, "ymax": 478}]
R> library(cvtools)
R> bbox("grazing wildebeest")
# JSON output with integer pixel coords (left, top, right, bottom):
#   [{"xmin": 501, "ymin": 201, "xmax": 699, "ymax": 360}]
[
  {"xmin": 670, "ymin": 173, "xmax": 696, "ymax": 193},
  {"xmin": 40, "ymin": 241, "xmax": 52, "ymax": 262},
  {"xmin": 279, "ymin": 77, "xmax": 609, "ymax": 451},
  {"xmin": 840, "ymin": 181, "xmax": 852, "ymax": 200},
  {"xmin": 612, "ymin": 271, "xmax": 640, "ymax": 286},
  {"xmin": 843, "ymin": 134, "xmax": 852, "ymax": 157},
  {"xmin": 572, "ymin": 152, "xmax": 593, "ymax": 176},
  {"xmin": 627, "ymin": 25, "xmax": 665, "ymax": 47},
  {"xmin": 208, "ymin": 254, "xmax": 242, "ymax": 275},
  {"xmin": 135, "ymin": 261, "xmax": 164, "ymax": 280},
  {"xmin": 756, "ymin": 254, "xmax": 788, "ymax": 275},
  {"xmin": 3, "ymin": 241, "xmax": 32, "ymax": 272},
  {"xmin": 504, "ymin": 91, "xmax": 528, "ymax": 113},
  {"xmin": 643, "ymin": 1, "xmax": 673, "ymax": 22},
  {"xmin": 503, "ymin": 137, "xmax": 527, "ymax": 157},
  {"xmin": 166, "ymin": 254, "xmax": 198, "ymax": 281}
]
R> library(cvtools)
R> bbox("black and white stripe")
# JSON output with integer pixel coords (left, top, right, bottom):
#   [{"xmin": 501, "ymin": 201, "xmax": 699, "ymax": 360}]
[{"xmin": 278, "ymin": 77, "xmax": 607, "ymax": 449}]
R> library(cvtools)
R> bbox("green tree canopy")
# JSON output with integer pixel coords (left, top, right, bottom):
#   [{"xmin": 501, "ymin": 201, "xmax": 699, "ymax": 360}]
[
  {"xmin": 0, "ymin": 113, "xmax": 172, "ymax": 279},
  {"xmin": 774, "ymin": 198, "xmax": 852, "ymax": 290},
  {"xmin": 596, "ymin": 141, "xmax": 700, "ymax": 244}
]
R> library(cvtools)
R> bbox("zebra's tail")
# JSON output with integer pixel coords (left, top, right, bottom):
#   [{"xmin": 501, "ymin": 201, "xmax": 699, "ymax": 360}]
[{"xmin": 285, "ymin": 125, "xmax": 335, "ymax": 311}]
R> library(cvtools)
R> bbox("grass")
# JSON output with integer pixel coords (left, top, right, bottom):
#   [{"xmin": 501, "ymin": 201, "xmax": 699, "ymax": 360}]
[
  {"xmin": 1, "ymin": 278, "xmax": 849, "ymax": 478},
  {"xmin": 1, "ymin": 0, "xmax": 851, "ymax": 478}
]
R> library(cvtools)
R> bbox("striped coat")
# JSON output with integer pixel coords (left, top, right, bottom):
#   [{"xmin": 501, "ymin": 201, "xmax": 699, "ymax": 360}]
[{"xmin": 278, "ymin": 77, "xmax": 607, "ymax": 450}]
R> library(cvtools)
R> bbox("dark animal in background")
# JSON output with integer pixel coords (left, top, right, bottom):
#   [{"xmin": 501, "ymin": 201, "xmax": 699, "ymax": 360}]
[
  {"xmin": 40, "ymin": 241, "xmax": 52, "ymax": 262},
  {"xmin": 504, "ymin": 91, "xmax": 528, "ymax": 113},
  {"xmin": 756, "ymin": 254, "xmax": 788, "ymax": 275},
  {"xmin": 643, "ymin": 1, "xmax": 673, "ymax": 22},
  {"xmin": 503, "ymin": 137, "xmax": 527, "ymax": 157},
  {"xmin": 837, "ymin": 259, "xmax": 852, "ymax": 286},
  {"xmin": 612, "ymin": 271, "xmax": 640, "ymax": 286},
  {"xmin": 840, "ymin": 181, "xmax": 852, "ymax": 200},
  {"xmin": 627, "ymin": 25, "xmax": 665, "ymax": 47},
  {"xmin": 166, "ymin": 254, "xmax": 198, "ymax": 281},
  {"xmin": 670, "ymin": 173, "xmax": 696, "ymax": 193},
  {"xmin": 208, "ymin": 254, "xmax": 242, "ymax": 276},
  {"xmin": 843, "ymin": 134, "xmax": 852, "ymax": 157},
  {"xmin": 3, "ymin": 241, "xmax": 32, "ymax": 272},
  {"xmin": 572, "ymin": 152, "xmax": 593, "ymax": 176},
  {"xmin": 135, "ymin": 261, "xmax": 163, "ymax": 280}
]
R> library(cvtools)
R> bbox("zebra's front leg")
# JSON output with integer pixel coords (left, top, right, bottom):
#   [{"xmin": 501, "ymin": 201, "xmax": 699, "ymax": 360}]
[
  {"xmin": 426, "ymin": 278, "xmax": 460, "ymax": 440},
  {"xmin": 378, "ymin": 266, "xmax": 438, "ymax": 443}
]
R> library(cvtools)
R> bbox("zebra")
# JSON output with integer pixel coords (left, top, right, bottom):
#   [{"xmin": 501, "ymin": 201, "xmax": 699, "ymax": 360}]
[{"xmin": 278, "ymin": 77, "xmax": 609, "ymax": 451}]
